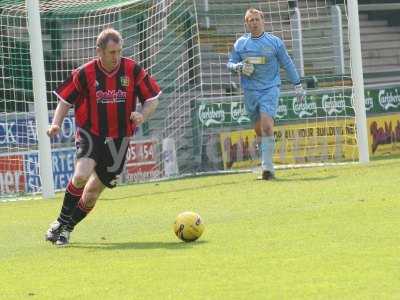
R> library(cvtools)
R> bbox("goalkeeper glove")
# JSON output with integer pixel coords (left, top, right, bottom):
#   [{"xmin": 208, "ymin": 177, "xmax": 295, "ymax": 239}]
[
  {"xmin": 234, "ymin": 62, "xmax": 254, "ymax": 76},
  {"xmin": 294, "ymin": 84, "xmax": 306, "ymax": 102}
]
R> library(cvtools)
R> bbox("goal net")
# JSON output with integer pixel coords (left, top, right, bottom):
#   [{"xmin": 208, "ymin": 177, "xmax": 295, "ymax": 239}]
[
  {"xmin": 0, "ymin": 0, "xmax": 201, "ymax": 199},
  {"xmin": 194, "ymin": 0, "xmax": 359, "ymax": 172},
  {"xmin": 0, "ymin": 0, "xmax": 363, "ymax": 199}
]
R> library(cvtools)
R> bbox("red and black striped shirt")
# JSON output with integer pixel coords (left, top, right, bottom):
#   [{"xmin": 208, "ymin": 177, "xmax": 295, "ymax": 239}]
[{"xmin": 54, "ymin": 57, "xmax": 161, "ymax": 138}]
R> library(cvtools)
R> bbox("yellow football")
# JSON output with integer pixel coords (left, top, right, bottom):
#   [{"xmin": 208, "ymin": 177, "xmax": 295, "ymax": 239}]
[{"xmin": 173, "ymin": 211, "xmax": 204, "ymax": 242}]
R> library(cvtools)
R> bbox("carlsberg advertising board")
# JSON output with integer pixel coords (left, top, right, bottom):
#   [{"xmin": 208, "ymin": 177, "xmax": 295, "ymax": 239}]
[
  {"xmin": 196, "ymin": 86, "xmax": 400, "ymax": 128},
  {"xmin": 197, "ymin": 101, "xmax": 250, "ymax": 128}
]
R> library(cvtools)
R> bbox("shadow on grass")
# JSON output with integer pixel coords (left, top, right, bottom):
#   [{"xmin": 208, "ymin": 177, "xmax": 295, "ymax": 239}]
[
  {"xmin": 103, "ymin": 175, "xmax": 337, "ymax": 201},
  {"xmin": 102, "ymin": 181, "xmax": 240, "ymax": 201},
  {"xmin": 257, "ymin": 175, "xmax": 337, "ymax": 182},
  {"xmin": 68, "ymin": 240, "xmax": 208, "ymax": 250}
]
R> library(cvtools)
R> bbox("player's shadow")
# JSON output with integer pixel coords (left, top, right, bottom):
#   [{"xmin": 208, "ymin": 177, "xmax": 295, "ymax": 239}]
[
  {"xmin": 102, "ymin": 180, "xmax": 240, "ymax": 201},
  {"xmin": 258, "ymin": 175, "xmax": 337, "ymax": 182},
  {"xmin": 68, "ymin": 240, "xmax": 207, "ymax": 250}
]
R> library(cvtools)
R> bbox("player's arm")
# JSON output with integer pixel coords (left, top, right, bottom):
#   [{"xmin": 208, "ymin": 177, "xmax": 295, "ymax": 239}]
[
  {"xmin": 47, "ymin": 101, "xmax": 71, "ymax": 137},
  {"xmin": 276, "ymin": 40, "xmax": 306, "ymax": 101},
  {"xmin": 48, "ymin": 70, "xmax": 82, "ymax": 137},
  {"xmin": 227, "ymin": 46, "xmax": 242, "ymax": 73},
  {"xmin": 131, "ymin": 98, "xmax": 159, "ymax": 126},
  {"xmin": 227, "ymin": 45, "xmax": 254, "ymax": 76},
  {"xmin": 130, "ymin": 71, "xmax": 161, "ymax": 126}
]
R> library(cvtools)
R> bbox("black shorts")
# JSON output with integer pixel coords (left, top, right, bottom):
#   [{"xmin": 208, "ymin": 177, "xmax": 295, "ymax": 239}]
[{"xmin": 75, "ymin": 129, "xmax": 130, "ymax": 188}]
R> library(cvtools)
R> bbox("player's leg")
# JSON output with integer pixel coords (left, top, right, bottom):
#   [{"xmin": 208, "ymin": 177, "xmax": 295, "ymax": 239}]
[
  {"xmin": 68, "ymin": 172, "xmax": 105, "ymax": 231},
  {"xmin": 61, "ymin": 158, "xmax": 96, "ymax": 221},
  {"xmin": 56, "ymin": 137, "xmax": 130, "ymax": 246},
  {"xmin": 257, "ymin": 113, "xmax": 275, "ymax": 179},
  {"xmin": 45, "ymin": 157, "xmax": 96, "ymax": 243},
  {"xmin": 257, "ymin": 86, "xmax": 279, "ymax": 180},
  {"xmin": 56, "ymin": 172, "xmax": 105, "ymax": 246},
  {"xmin": 243, "ymin": 89, "xmax": 261, "ymax": 158},
  {"xmin": 45, "ymin": 129, "xmax": 97, "ymax": 243}
]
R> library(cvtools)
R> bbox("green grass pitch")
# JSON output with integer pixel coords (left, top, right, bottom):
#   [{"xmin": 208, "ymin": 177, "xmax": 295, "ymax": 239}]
[{"xmin": 1, "ymin": 158, "xmax": 400, "ymax": 299}]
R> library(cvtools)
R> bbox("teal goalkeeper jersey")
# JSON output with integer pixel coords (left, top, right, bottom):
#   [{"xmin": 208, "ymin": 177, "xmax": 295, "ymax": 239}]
[{"xmin": 227, "ymin": 32, "xmax": 300, "ymax": 91}]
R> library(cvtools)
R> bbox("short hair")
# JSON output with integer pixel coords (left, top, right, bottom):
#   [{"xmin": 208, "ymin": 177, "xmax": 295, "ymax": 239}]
[
  {"xmin": 244, "ymin": 8, "xmax": 264, "ymax": 22},
  {"xmin": 96, "ymin": 28, "xmax": 123, "ymax": 49}
]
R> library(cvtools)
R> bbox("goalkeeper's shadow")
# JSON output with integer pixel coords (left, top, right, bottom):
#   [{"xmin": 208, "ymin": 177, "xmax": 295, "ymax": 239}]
[
  {"xmin": 68, "ymin": 240, "xmax": 208, "ymax": 250},
  {"xmin": 269, "ymin": 175, "xmax": 337, "ymax": 182}
]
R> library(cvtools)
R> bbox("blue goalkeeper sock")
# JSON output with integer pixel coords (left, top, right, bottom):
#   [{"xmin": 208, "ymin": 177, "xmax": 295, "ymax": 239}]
[{"xmin": 261, "ymin": 136, "xmax": 275, "ymax": 173}]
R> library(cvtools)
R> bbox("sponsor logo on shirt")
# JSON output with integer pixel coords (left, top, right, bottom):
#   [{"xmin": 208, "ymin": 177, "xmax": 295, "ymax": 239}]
[
  {"xmin": 245, "ymin": 56, "xmax": 266, "ymax": 64},
  {"xmin": 96, "ymin": 89, "xmax": 127, "ymax": 103}
]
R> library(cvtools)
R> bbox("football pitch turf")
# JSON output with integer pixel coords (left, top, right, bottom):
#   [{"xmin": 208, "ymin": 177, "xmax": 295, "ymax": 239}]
[{"xmin": 1, "ymin": 158, "xmax": 399, "ymax": 299}]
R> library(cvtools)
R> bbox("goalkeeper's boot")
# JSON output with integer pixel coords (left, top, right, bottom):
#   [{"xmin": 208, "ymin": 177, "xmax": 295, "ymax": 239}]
[
  {"xmin": 56, "ymin": 227, "xmax": 71, "ymax": 246},
  {"xmin": 261, "ymin": 170, "xmax": 275, "ymax": 180},
  {"xmin": 45, "ymin": 220, "xmax": 63, "ymax": 243}
]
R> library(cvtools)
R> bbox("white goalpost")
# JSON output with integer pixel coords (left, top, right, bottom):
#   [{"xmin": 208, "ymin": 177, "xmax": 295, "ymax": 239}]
[
  {"xmin": 347, "ymin": 0, "xmax": 369, "ymax": 164},
  {"xmin": 26, "ymin": 0, "xmax": 54, "ymax": 198}
]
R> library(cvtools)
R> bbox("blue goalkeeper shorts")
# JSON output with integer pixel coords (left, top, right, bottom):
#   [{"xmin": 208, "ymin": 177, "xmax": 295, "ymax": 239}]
[{"xmin": 243, "ymin": 86, "xmax": 280, "ymax": 122}]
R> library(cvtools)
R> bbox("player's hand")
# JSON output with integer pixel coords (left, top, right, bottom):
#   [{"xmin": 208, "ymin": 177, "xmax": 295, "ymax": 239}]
[
  {"xmin": 294, "ymin": 84, "xmax": 306, "ymax": 102},
  {"xmin": 241, "ymin": 62, "xmax": 254, "ymax": 76},
  {"xmin": 130, "ymin": 112, "xmax": 144, "ymax": 126},
  {"xmin": 234, "ymin": 62, "xmax": 254, "ymax": 76},
  {"xmin": 46, "ymin": 124, "xmax": 61, "ymax": 138}
]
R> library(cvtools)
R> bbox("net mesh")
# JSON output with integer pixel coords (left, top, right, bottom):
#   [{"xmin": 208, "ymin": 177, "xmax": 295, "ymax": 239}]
[
  {"xmin": 0, "ymin": 0, "xmax": 359, "ymax": 199},
  {"xmin": 0, "ymin": 0, "xmax": 201, "ymax": 198},
  {"xmin": 194, "ymin": 0, "xmax": 357, "ymax": 171}
]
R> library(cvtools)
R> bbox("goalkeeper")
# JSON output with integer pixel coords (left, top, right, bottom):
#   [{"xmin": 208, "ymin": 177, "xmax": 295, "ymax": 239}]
[{"xmin": 227, "ymin": 8, "xmax": 305, "ymax": 180}]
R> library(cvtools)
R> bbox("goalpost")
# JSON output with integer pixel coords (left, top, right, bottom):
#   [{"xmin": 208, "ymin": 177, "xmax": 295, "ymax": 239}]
[
  {"xmin": 26, "ymin": 0, "xmax": 54, "ymax": 198},
  {"xmin": 0, "ymin": 0, "xmax": 368, "ymax": 200},
  {"xmin": 347, "ymin": 0, "xmax": 369, "ymax": 164}
]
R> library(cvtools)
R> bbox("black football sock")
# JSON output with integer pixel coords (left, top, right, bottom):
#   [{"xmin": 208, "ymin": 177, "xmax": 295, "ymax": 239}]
[
  {"xmin": 66, "ymin": 199, "xmax": 94, "ymax": 232},
  {"xmin": 57, "ymin": 181, "xmax": 84, "ymax": 225}
]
